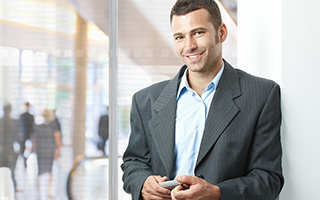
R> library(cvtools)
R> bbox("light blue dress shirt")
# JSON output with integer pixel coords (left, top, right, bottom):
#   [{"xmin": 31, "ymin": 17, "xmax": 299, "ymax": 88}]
[{"xmin": 174, "ymin": 64, "xmax": 224, "ymax": 178}]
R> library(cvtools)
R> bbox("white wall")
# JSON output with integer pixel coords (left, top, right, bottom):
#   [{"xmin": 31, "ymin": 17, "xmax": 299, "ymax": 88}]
[
  {"xmin": 238, "ymin": 0, "xmax": 320, "ymax": 199},
  {"xmin": 238, "ymin": 0, "xmax": 281, "ymax": 83},
  {"xmin": 280, "ymin": 0, "xmax": 320, "ymax": 199}
]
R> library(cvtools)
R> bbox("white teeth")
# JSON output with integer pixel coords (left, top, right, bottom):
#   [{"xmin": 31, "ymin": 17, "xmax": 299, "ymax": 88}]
[{"xmin": 188, "ymin": 54, "xmax": 200, "ymax": 58}]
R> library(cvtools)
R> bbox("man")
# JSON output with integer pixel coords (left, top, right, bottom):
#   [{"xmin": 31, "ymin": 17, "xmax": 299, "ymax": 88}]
[
  {"xmin": 97, "ymin": 107, "xmax": 109, "ymax": 156},
  {"xmin": 0, "ymin": 104, "xmax": 19, "ymax": 189},
  {"xmin": 19, "ymin": 102, "xmax": 34, "ymax": 168},
  {"xmin": 121, "ymin": 0, "xmax": 284, "ymax": 199},
  {"xmin": 50, "ymin": 110, "xmax": 63, "ymax": 160}
]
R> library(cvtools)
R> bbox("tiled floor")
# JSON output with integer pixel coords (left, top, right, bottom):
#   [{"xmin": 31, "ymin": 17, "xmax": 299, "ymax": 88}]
[
  {"xmin": 15, "ymin": 146, "xmax": 72, "ymax": 200},
  {"xmin": 13, "ymin": 145, "xmax": 131, "ymax": 200}
]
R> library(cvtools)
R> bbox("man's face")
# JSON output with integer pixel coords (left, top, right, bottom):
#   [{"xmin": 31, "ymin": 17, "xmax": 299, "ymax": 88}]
[{"xmin": 171, "ymin": 8, "xmax": 225, "ymax": 74}]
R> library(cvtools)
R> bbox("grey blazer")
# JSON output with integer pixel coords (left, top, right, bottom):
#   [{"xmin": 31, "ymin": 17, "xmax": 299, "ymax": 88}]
[{"xmin": 121, "ymin": 60, "xmax": 284, "ymax": 200}]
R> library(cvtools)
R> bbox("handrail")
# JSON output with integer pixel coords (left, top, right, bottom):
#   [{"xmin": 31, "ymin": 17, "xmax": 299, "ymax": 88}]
[{"xmin": 66, "ymin": 156, "xmax": 109, "ymax": 200}]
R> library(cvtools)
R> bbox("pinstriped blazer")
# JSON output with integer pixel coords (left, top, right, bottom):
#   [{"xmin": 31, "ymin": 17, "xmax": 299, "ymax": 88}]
[{"xmin": 121, "ymin": 60, "xmax": 284, "ymax": 200}]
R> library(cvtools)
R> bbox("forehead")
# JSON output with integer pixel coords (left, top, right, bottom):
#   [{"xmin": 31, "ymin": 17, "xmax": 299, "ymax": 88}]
[{"xmin": 171, "ymin": 8, "xmax": 214, "ymax": 33}]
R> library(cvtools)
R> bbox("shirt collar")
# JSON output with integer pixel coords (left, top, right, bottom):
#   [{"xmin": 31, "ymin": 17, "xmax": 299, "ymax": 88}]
[{"xmin": 177, "ymin": 63, "xmax": 225, "ymax": 99}]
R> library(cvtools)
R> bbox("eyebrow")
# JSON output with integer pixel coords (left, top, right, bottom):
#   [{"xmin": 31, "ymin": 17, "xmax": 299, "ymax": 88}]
[
  {"xmin": 190, "ymin": 27, "xmax": 207, "ymax": 33},
  {"xmin": 173, "ymin": 27, "xmax": 207, "ymax": 37},
  {"xmin": 173, "ymin": 32, "xmax": 183, "ymax": 38}
]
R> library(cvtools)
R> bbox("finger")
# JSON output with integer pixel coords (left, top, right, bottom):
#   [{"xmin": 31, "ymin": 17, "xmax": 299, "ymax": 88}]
[
  {"xmin": 176, "ymin": 175, "xmax": 199, "ymax": 185},
  {"xmin": 143, "ymin": 191, "xmax": 171, "ymax": 200},
  {"xmin": 152, "ymin": 176, "xmax": 171, "ymax": 193},
  {"xmin": 171, "ymin": 185, "xmax": 186, "ymax": 200},
  {"xmin": 154, "ymin": 184, "xmax": 171, "ymax": 195},
  {"xmin": 171, "ymin": 188, "xmax": 177, "ymax": 200},
  {"xmin": 146, "ymin": 176, "xmax": 171, "ymax": 197},
  {"xmin": 154, "ymin": 175, "xmax": 169, "ymax": 183},
  {"xmin": 153, "ymin": 182, "xmax": 172, "ymax": 197},
  {"xmin": 171, "ymin": 185, "xmax": 179, "ymax": 198}
]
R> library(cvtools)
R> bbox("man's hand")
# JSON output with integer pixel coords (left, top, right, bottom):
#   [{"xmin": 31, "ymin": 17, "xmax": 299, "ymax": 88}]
[
  {"xmin": 171, "ymin": 175, "xmax": 221, "ymax": 200},
  {"xmin": 141, "ymin": 175, "xmax": 172, "ymax": 200}
]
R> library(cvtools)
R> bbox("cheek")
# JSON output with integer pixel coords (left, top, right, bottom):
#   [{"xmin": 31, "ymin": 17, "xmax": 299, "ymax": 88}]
[
  {"xmin": 174, "ymin": 44, "xmax": 184, "ymax": 55},
  {"xmin": 200, "ymin": 35, "xmax": 216, "ymax": 47},
  {"xmin": 206, "ymin": 39, "xmax": 220, "ymax": 52}
]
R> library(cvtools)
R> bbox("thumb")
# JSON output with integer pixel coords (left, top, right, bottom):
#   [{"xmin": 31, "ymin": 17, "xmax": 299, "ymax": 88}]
[
  {"xmin": 155, "ymin": 175, "xmax": 168, "ymax": 183},
  {"xmin": 176, "ymin": 175, "xmax": 197, "ymax": 185}
]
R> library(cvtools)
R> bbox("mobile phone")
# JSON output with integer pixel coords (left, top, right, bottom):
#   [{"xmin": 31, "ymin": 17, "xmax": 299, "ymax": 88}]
[{"xmin": 159, "ymin": 179, "xmax": 180, "ymax": 190}]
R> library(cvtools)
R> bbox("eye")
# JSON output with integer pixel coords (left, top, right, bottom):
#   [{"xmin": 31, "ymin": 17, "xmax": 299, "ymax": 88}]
[
  {"xmin": 194, "ymin": 31, "xmax": 204, "ymax": 37},
  {"xmin": 174, "ymin": 35, "xmax": 184, "ymax": 41}
]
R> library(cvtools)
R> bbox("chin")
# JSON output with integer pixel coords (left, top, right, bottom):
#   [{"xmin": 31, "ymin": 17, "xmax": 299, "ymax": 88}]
[
  {"xmin": 187, "ymin": 67, "xmax": 205, "ymax": 73},
  {"xmin": 186, "ymin": 63, "xmax": 204, "ymax": 71}
]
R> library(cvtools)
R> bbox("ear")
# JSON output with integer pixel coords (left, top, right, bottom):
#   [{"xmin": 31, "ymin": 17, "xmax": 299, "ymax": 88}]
[{"xmin": 219, "ymin": 23, "xmax": 228, "ymax": 43}]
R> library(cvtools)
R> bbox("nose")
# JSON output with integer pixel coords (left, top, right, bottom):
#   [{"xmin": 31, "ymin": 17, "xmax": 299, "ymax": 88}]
[{"xmin": 184, "ymin": 36, "xmax": 197, "ymax": 53}]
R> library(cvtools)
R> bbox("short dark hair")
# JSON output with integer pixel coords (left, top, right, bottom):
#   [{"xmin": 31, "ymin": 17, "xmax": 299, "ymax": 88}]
[{"xmin": 170, "ymin": 0, "xmax": 222, "ymax": 31}]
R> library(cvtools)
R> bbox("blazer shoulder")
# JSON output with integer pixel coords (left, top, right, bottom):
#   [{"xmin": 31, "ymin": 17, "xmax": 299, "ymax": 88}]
[
  {"xmin": 235, "ymin": 68, "xmax": 279, "ymax": 90},
  {"xmin": 133, "ymin": 80, "xmax": 171, "ymax": 103},
  {"xmin": 133, "ymin": 65, "xmax": 186, "ymax": 101}
]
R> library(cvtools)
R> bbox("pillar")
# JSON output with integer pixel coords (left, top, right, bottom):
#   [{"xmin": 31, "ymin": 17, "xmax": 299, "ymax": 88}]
[{"xmin": 72, "ymin": 12, "xmax": 88, "ymax": 160}]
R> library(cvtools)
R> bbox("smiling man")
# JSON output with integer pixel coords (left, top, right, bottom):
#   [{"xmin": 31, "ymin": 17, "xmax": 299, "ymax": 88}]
[{"xmin": 121, "ymin": 0, "xmax": 284, "ymax": 200}]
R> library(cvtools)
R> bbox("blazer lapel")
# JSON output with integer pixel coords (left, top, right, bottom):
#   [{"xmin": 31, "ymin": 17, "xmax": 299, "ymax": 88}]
[
  {"xmin": 148, "ymin": 66, "xmax": 186, "ymax": 177},
  {"xmin": 196, "ymin": 61, "xmax": 241, "ymax": 166}
]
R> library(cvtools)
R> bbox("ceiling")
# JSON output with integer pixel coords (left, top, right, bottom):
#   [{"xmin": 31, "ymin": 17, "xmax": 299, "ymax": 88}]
[
  {"xmin": 67, "ymin": 0, "xmax": 238, "ymax": 78},
  {"xmin": 0, "ymin": 0, "xmax": 237, "ymax": 79},
  {"xmin": 67, "ymin": 0, "xmax": 182, "ymax": 78}
]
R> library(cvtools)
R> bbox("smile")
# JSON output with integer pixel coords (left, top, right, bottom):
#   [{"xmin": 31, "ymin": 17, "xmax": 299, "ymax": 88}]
[
  {"xmin": 185, "ymin": 52, "xmax": 203, "ymax": 61},
  {"xmin": 188, "ymin": 54, "xmax": 201, "ymax": 58}
]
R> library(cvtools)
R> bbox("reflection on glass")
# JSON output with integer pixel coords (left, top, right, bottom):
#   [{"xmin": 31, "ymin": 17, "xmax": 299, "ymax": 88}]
[
  {"xmin": 21, "ymin": 50, "xmax": 49, "ymax": 83},
  {"xmin": 67, "ymin": 157, "xmax": 108, "ymax": 200}
]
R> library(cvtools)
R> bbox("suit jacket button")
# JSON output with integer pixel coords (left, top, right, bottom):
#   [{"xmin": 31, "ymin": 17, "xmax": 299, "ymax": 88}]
[{"xmin": 196, "ymin": 174, "xmax": 204, "ymax": 179}]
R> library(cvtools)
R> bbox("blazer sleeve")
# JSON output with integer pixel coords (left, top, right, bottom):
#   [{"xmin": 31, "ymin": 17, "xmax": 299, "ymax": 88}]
[
  {"xmin": 121, "ymin": 93, "xmax": 154, "ymax": 200},
  {"xmin": 217, "ymin": 83, "xmax": 284, "ymax": 200}
]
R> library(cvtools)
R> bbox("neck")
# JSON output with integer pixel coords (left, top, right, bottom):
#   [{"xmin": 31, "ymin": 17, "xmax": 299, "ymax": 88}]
[
  {"xmin": 187, "ymin": 62, "xmax": 223, "ymax": 96},
  {"xmin": 188, "ymin": 74, "xmax": 211, "ymax": 96}
]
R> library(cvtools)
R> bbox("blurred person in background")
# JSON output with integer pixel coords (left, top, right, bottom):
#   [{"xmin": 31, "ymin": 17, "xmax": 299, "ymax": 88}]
[
  {"xmin": 0, "ymin": 104, "xmax": 20, "ymax": 191},
  {"xmin": 97, "ymin": 106, "xmax": 109, "ymax": 156},
  {"xmin": 19, "ymin": 102, "xmax": 34, "ymax": 169},
  {"xmin": 34, "ymin": 109, "xmax": 62, "ymax": 198},
  {"xmin": 50, "ymin": 110, "xmax": 62, "ymax": 160}
]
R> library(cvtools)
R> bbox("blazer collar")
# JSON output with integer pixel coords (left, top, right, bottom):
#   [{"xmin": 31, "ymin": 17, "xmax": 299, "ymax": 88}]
[
  {"xmin": 152, "ymin": 65, "xmax": 186, "ymax": 112},
  {"xmin": 149, "ymin": 65, "xmax": 186, "ymax": 177},
  {"xmin": 196, "ymin": 60, "xmax": 241, "ymax": 166}
]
